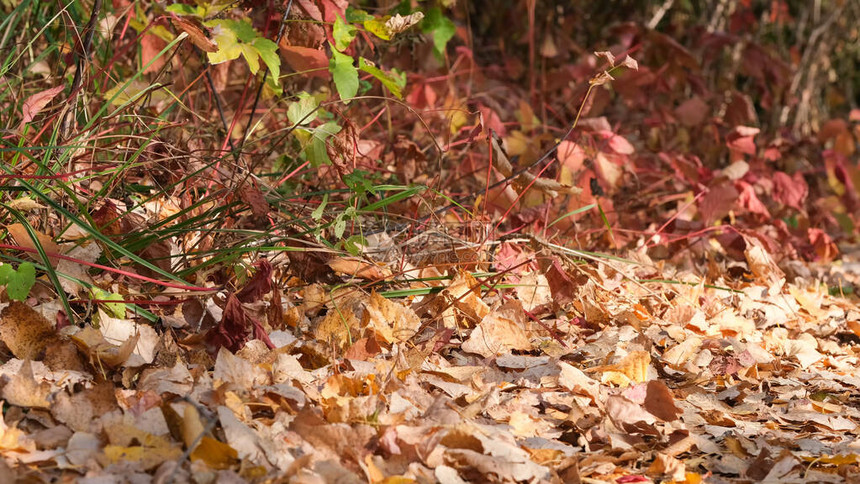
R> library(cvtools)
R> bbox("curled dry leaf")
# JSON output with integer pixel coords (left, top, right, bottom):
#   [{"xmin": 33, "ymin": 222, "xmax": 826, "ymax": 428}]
[
  {"xmin": 385, "ymin": 12, "xmax": 424, "ymax": 36},
  {"xmin": 594, "ymin": 50, "xmax": 616, "ymax": 66},
  {"xmin": 69, "ymin": 326, "xmax": 139, "ymax": 368},
  {"xmin": 171, "ymin": 17, "xmax": 218, "ymax": 52},
  {"xmin": 328, "ymin": 256, "xmax": 391, "ymax": 281}
]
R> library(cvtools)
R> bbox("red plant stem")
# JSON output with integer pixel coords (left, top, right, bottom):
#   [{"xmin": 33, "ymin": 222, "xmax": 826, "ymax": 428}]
[
  {"xmin": 0, "ymin": 165, "xmax": 117, "ymax": 181},
  {"xmin": 82, "ymin": 298, "xmax": 191, "ymax": 306},
  {"xmin": 647, "ymin": 190, "xmax": 707, "ymax": 247},
  {"xmin": 0, "ymin": 243, "xmax": 212, "ymax": 291}
]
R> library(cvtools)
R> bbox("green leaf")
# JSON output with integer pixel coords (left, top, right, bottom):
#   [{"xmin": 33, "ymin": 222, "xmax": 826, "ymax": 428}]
[
  {"xmin": 312, "ymin": 193, "xmax": 328, "ymax": 221},
  {"xmin": 421, "ymin": 7, "xmax": 455, "ymax": 58},
  {"xmin": 332, "ymin": 14, "xmax": 357, "ymax": 52},
  {"xmin": 221, "ymin": 19, "xmax": 258, "ymax": 42},
  {"xmin": 346, "ymin": 7, "xmax": 374, "ymax": 23},
  {"xmin": 165, "ymin": 3, "xmax": 200, "ymax": 16},
  {"xmin": 252, "ymin": 37, "xmax": 280, "ymax": 80},
  {"xmin": 359, "ymin": 58, "xmax": 405, "ymax": 99},
  {"xmin": 0, "ymin": 265, "xmax": 9, "ymax": 286},
  {"xmin": 92, "ymin": 287, "xmax": 127, "ymax": 318},
  {"xmin": 287, "ymin": 92, "xmax": 320, "ymax": 126},
  {"xmin": 363, "ymin": 16, "xmax": 391, "ymax": 40},
  {"xmin": 299, "ymin": 122, "xmax": 342, "ymax": 167},
  {"xmin": 333, "ymin": 214, "xmax": 346, "ymax": 239},
  {"xmin": 344, "ymin": 235, "xmax": 367, "ymax": 256},
  {"xmin": 0, "ymin": 263, "xmax": 35, "ymax": 301},
  {"xmin": 329, "ymin": 46, "xmax": 358, "ymax": 103}
]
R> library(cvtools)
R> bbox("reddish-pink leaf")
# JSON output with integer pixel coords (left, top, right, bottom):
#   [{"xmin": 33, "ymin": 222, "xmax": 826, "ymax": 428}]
[
  {"xmin": 20, "ymin": 85, "xmax": 65, "ymax": 128},
  {"xmin": 557, "ymin": 141, "xmax": 586, "ymax": 172},
  {"xmin": 699, "ymin": 183, "xmax": 738, "ymax": 224},
  {"xmin": 736, "ymin": 181, "xmax": 770, "ymax": 218},
  {"xmin": 479, "ymin": 105, "xmax": 506, "ymax": 137},
  {"xmin": 674, "ymin": 96, "xmax": 709, "ymax": 126},
  {"xmin": 279, "ymin": 44, "xmax": 330, "ymax": 79},
  {"xmin": 597, "ymin": 130, "xmax": 635, "ymax": 155},
  {"xmin": 772, "ymin": 172, "xmax": 808, "ymax": 210},
  {"xmin": 294, "ymin": 0, "xmax": 323, "ymax": 21},
  {"xmin": 140, "ymin": 33, "xmax": 167, "ymax": 74},
  {"xmin": 616, "ymin": 476, "xmax": 651, "ymax": 483},
  {"xmin": 726, "ymin": 126, "xmax": 760, "ymax": 155}
]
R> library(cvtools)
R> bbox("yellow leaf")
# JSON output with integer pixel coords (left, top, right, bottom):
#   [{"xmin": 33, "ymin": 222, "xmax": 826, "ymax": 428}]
[{"xmin": 190, "ymin": 436, "xmax": 239, "ymax": 469}]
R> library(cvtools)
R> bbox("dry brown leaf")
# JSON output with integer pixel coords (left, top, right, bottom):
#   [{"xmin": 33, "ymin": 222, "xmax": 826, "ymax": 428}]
[
  {"xmin": 2, "ymin": 359, "xmax": 51, "ymax": 408},
  {"xmin": 443, "ymin": 270, "xmax": 490, "ymax": 327},
  {"xmin": 592, "ymin": 350, "xmax": 652, "ymax": 386},
  {"xmin": 461, "ymin": 305, "xmax": 532, "ymax": 357},
  {"xmin": 69, "ymin": 326, "xmax": 139, "ymax": 369},
  {"xmin": 328, "ymin": 257, "xmax": 391, "ymax": 281},
  {"xmin": 6, "ymin": 223, "xmax": 62, "ymax": 267},
  {"xmin": 171, "ymin": 17, "xmax": 218, "ymax": 52},
  {"xmin": 0, "ymin": 301, "xmax": 60, "ymax": 360},
  {"xmin": 363, "ymin": 291, "xmax": 420, "ymax": 344}
]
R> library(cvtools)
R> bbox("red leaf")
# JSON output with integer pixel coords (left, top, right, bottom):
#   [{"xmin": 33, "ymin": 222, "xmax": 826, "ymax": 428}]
[
  {"xmin": 674, "ymin": 96, "xmax": 709, "ymax": 127},
  {"xmin": 206, "ymin": 292, "xmax": 276, "ymax": 353},
  {"xmin": 772, "ymin": 172, "xmax": 807, "ymax": 210},
  {"xmin": 318, "ymin": 0, "xmax": 348, "ymax": 23},
  {"xmin": 236, "ymin": 259, "xmax": 273, "ymax": 303},
  {"xmin": 808, "ymin": 228, "xmax": 838, "ymax": 262},
  {"xmin": 206, "ymin": 294, "xmax": 250, "ymax": 353},
  {"xmin": 279, "ymin": 44, "xmax": 330, "ymax": 79},
  {"xmin": 736, "ymin": 181, "xmax": 770, "ymax": 218},
  {"xmin": 294, "ymin": 0, "xmax": 323, "ymax": 21},
  {"xmin": 724, "ymin": 91, "xmax": 757, "ymax": 126},
  {"xmin": 20, "ymin": 85, "xmax": 65, "ymax": 130},
  {"xmin": 140, "ymin": 33, "xmax": 168, "ymax": 74},
  {"xmin": 726, "ymin": 126, "xmax": 760, "ymax": 155},
  {"xmin": 699, "ymin": 183, "xmax": 738, "ymax": 224},
  {"xmin": 544, "ymin": 257, "xmax": 577, "ymax": 305},
  {"xmin": 597, "ymin": 130, "xmax": 635, "ymax": 155}
]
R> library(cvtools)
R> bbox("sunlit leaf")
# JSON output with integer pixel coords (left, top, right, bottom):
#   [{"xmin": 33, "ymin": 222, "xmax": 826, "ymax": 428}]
[
  {"xmin": 358, "ymin": 57, "xmax": 405, "ymax": 99},
  {"xmin": 329, "ymin": 46, "xmax": 358, "ymax": 103},
  {"xmin": 333, "ymin": 14, "xmax": 357, "ymax": 52}
]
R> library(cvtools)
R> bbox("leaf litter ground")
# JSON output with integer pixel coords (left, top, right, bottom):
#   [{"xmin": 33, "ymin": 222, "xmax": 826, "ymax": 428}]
[{"xmin": 3, "ymin": 222, "xmax": 860, "ymax": 483}]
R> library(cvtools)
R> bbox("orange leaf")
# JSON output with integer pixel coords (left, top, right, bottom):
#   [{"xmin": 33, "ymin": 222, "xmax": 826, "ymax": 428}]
[{"xmin": 6, "ymin": 223, "xmax": 62, "ymax": 267}]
